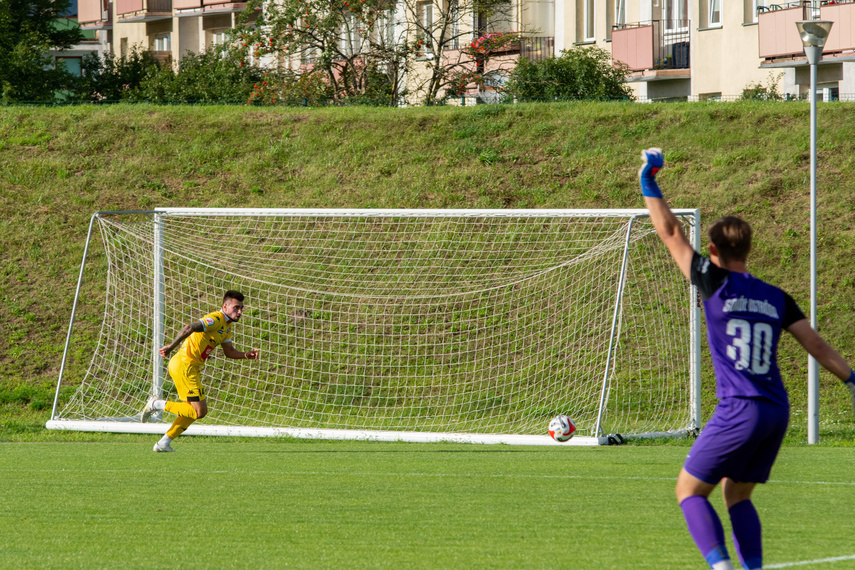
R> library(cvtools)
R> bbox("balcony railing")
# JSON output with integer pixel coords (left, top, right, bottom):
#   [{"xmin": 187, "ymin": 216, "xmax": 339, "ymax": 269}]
[
  {"xmin": 116, "ymin": 0, "xmax": 172, "ymax": 20},
  {"xmin": 759, "ymin": 0, "xmax": 855, "ymax": 59},
  {"xmin": 612, "ymin": 20, "xmax": 690, "ymax": 72},
  {"xmin": 78, "ymin": 0, "xmax": 112, "ymax": 28},
  {"xmin": 174, "ymin": 0, "xmax": 246, "ymax": 11}
]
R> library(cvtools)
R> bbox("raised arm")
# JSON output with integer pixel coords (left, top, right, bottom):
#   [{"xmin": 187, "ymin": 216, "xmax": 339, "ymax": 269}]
[
  {"xmin": 639, "ymin": 148, "xmax": 695, "ymax": 280},
  {"xmin": 159, "ymin": 320, "xmax": 204, "ymax": 358}
]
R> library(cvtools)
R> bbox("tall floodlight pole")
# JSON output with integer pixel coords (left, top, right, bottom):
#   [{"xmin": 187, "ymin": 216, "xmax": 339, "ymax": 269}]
[{"xmin": 795, "ymin": 19, "xmax": 833, "ymax": 445}]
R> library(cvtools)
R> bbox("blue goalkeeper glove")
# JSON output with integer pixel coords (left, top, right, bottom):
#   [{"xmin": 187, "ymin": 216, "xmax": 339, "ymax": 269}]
[
  {"xmin": 845, "ymin": 370, "xmax": 855, "ymax": 417},
  {"xmin": 639, "ymin": 148, "xmax": 664, "ymax": 198}
]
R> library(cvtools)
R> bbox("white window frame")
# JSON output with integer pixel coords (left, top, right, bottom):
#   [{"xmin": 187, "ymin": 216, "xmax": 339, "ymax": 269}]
[
  {"xmin": 615, "ymin": 0, "xmax": 626, "ymax": 26},
  {"xmin": 210, "ymin": 29, "xmax": 228, "ymax": 46},
  {"xmin": 377, "ymin": 8, "xmax": 395, "ymax": 47},
  {"xmin": 708, "ymin": 0, "xmax": 722, "ymax": 26},
  {"xmin": 420, "ymin": 1, "xmax": 433, "ymax": 49},
  {"xmin": 449, "ymin": 0, "xmax": 460, "ymax": 50},
  {"xmin": 153, "ymin": 32, "xmax": 171, "ymax": 52},
  {"xmin": 584, "ymin": 0, "xmax": 595, "ymax": 41},
  {"xmin": 339, "ymin": 13, "xmax": 358, "ymax": 57},
  {"xmin": 663, "ymin": 0, "xmax": 688, "ymax": 32}
]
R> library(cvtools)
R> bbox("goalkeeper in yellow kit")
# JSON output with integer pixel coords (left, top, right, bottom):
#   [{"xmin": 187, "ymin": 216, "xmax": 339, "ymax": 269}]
[{"xmin": 141, "ymin": 290, "xmax": 259, "ymax": 452}]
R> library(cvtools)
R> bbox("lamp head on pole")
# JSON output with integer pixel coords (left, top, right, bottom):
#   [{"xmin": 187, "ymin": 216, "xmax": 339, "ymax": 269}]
[
  {"xmin": 796, "ymin": 20, "xmax": 833, "ymax": 48},
  {"xmin": 796, "ymin": 20, "xmax": 833, "ymax": 64}
]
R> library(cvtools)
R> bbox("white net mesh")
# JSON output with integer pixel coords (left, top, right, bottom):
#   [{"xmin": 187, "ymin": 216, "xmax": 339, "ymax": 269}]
[{"xmin": 56, "ymin": 209, "xmax": 698, "ymax": 438}]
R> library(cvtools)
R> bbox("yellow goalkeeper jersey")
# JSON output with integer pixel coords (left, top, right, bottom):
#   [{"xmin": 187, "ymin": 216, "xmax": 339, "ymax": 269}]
[{"xmin": 175, "ymin": 310, "xmax": 233, "ymax": 365}]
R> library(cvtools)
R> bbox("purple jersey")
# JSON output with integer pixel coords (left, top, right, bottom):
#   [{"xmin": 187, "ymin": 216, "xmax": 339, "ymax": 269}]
[{"xmin": 690, "ymin": 252, "xmax": 805, "ymax": 406}]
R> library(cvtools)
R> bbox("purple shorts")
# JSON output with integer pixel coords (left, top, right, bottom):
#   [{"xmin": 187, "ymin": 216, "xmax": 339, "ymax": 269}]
[{"xmin": 684, "ymin": 397, "xmax": 789, "ymax": 485}]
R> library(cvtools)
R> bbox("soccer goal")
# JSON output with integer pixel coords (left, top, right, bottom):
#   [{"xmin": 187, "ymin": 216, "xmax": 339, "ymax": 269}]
[{"xmin": 48, "ymin": 208, "xmax": 701, "ymax": 446}]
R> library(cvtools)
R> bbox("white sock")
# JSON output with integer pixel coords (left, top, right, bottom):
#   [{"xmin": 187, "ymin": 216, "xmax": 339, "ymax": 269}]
[
  {"xmin": 153, "ymin": 399, "xmax": 166, "ymax": 411},
  {"xmin": 158, "ymin": 434, "xmax": 172, "ymax": 446}
]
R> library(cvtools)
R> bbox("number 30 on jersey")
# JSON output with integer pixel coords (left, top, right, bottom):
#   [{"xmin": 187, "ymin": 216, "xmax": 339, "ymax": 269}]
[{"xmin": 726, "ymin": 319, "xmax": 773, "ymax": 375}]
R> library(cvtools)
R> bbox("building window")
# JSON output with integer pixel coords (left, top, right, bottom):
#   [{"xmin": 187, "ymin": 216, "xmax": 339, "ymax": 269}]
[
  {"xmin": 419, "ymin": 2, "xmax": 433, "ymax": 49},
  {"xmin": 211, "ymin": 29, "xmax": 228, "ymax": 46},
  {"xmin": 615, "ymin": 0, "xmax": 626, "ymax": 26},
  {"xmin": 154, "ymin": 32, "xmax": 171, "ymax": 52},
  {"xmin": 663, "ymin": 0, "xmax": 688, "ymax": 31},
  {"xmin": 709, "ymin": 0, "xmax": 721, "ymax": 26},
  {"xmin": 584, "ymin": 0, "xmax": 595, "ymax": 40},
  {"xmin": 56, "ymin": 57, "xmax": 83, "ymax": 76},
  {"xmin": 339, "ymin": 13, "xmax": 358, "ymax": 56},
  {"xmin": 375, "ymin": 8, "xmax": 395, "ymax": 47},
  {"xmin": 120, "ymin": 37, "xmax": 128, "ymax": 57},
  {"xmin": 449, "ymin": 0, "xmax": 459, "ymax": 50}
]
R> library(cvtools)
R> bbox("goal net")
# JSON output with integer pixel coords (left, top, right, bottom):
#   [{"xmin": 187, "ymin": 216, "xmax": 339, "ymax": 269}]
[{"xmin": 49, "ymin": 208, "xmax": 701, "ymax": 445}]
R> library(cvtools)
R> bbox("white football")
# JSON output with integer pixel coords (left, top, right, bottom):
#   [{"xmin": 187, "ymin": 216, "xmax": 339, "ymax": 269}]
[{"xmin": 548, "ymin": 415, "xmax": 576, "ymax": 442}]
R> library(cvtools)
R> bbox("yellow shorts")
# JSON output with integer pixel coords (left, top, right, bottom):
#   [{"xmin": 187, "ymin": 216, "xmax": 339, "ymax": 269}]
[{"xmin": 167, "ymin": 355, "xmax": 206, "ymax": 402}]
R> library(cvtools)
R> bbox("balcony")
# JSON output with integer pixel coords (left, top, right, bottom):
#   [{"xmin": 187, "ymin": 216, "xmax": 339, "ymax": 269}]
[
  {"xmin": 759, "ymin": 0, "xmax": 855, "ymax": 61},
  {"xmin": 174, "ymin": 0, "xmax": 246, "ymax": 15},
  {"xmin": 116, "ymin": 0, "xmax": 172, "ymax": 22},
  {"xmin": 612, "ymin": 20, "xmax": 690, "ymax": 79},
  {"xmin": 78, "ymin": 0, "xmax": 112, "ymax": 29}
]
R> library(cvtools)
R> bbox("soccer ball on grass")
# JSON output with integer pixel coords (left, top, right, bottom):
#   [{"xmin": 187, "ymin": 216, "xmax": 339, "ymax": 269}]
[{"xmin": 548, "ymin": 415, "xmax": 576, "ymax": 442}]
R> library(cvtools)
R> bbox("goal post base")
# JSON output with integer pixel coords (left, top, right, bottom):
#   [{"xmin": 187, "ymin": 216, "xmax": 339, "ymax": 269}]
[{"xmin": 46, "ymin": 419, "xmax": 613, "ymax": 446}]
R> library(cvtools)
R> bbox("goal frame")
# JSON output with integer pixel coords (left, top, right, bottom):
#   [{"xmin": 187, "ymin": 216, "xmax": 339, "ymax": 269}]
[{"xmin": 48, "ymin": 208, "xmax": 702, "ymax": 446}]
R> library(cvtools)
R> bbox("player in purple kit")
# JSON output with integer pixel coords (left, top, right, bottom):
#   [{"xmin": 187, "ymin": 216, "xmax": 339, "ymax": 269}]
[{"xmin": 638, "ymin": 148, "xmax": 855, "ymax": 570}]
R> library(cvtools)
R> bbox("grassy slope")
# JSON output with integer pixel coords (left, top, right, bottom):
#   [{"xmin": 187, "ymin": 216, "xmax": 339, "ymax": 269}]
[{"xmin": 1, "ymin": 101, "xmax": 854, "ymax": 439}]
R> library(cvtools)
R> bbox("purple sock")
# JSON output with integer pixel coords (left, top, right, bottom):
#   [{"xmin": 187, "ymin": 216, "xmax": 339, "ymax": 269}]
[
  {"xmin": 680, "ymin": 495, "xmax": 730, "ymax": 567},
  {"xmin": 729, "ymin": 500, "xmax": 762, "ymax": 570}
]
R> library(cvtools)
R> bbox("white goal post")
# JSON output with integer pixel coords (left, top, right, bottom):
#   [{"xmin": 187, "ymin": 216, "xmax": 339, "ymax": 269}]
[{"xmin": 48, "ymin": 208, "xmax": 702, "ymax": 446}]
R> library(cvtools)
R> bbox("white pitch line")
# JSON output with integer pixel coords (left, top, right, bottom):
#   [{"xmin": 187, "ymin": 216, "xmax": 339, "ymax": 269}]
[
  {"xmin": 3, "ymin": 467, "xmax": 855, "ymax": 486},
  {"xmin": 765, "ymin": 554, "xmax": 855, "ymax": 568}
]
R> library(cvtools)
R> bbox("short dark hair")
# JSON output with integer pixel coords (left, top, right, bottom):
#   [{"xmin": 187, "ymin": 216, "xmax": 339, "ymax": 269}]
[
  {"xmin": 708, "ymin": 216, "xmax": 752, "ymax": 265},
  {"xmin": 223, "ymin": 290, "xmax": 245, "ymax": 303}
]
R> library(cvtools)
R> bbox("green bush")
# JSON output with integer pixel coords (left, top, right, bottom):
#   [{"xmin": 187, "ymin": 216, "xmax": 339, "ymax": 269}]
[
  {"xmin": 74, "ymin": 47, "xmax": 161, "ymax": 102},
  {"xmin": 248, "ymin": 69, "xmax": 334, "ymax": 106},
  {"xmin": 740, "ymin": 72, "xmax": 785, "ymax": 101},
  {"xmin": 72, "ymin": 46, "xmax": 266, "ymax": 104},
  {"xmin": 505, "ymin": 46, "xmax": 634, "ymax": 102},
  {"xmin": 134, "ymin": 48, "xmax": 266, "ymax": 103}
]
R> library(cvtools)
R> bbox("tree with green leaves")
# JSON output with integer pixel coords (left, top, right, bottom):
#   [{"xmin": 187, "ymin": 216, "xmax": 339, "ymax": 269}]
[
  {"xmin": 235, "ymin": 0, "xmax": 517, "ymax": 105},
  {"xmin": 0, "ymin": 0, "xmax": 83, "ymax": 102},
  {"xmin": 401, "ymin": 0, "xmax": 514, "ymax": 104},
  {"xmin": 236, "ymin": 0, "xmax": 409, "ymax": 103},
  {"xmin": 505, "ymin": 46, "xmax": 634, "ymax": 102}
]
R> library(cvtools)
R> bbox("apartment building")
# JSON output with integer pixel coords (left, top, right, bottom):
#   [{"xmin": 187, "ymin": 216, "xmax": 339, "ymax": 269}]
[
  {"xmin": 76, "ymin": 0, "xmax": 855, "ymax": 101},
  {"xmin": 77, "ymin": 0, "xmax": 249, "ymax": 64},
  {"xmin": 607, "ymin": 0, "xmax": 855, "ymax": 100}
]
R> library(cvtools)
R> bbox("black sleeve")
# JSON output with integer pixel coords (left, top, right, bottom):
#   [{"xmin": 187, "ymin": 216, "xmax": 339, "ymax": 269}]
[
  {"xmin": 689, "ymin": 252, "xmax": 730, "ymax": 301},
  {"xmin": 781, "ymin": 291, "xmax": 806, "ymax": 329}
]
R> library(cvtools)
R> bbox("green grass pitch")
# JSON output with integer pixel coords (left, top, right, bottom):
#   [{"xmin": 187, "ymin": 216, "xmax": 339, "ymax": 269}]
[{"xmin": 1, "ymin": 438, "xmax": 853, "ymax": 569}]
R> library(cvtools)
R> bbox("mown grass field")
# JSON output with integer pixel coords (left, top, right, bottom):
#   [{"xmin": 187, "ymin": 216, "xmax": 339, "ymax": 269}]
[{"xmin": 1, "ymin": 438, "xmax": 854, "ymax": 569}]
